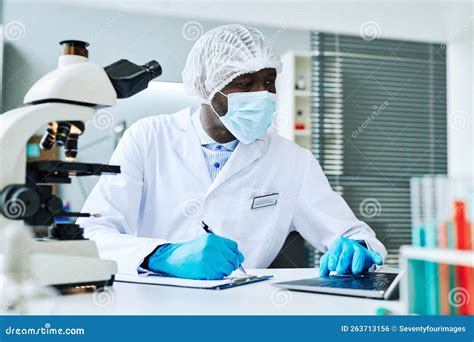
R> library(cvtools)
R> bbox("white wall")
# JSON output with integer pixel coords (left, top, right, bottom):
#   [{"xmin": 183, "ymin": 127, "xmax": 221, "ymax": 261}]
[
  {"xmin": 1, "ymin": 2, "xmax": 310, "ymax": 210},
  {"xmin": 52, "ymin": 0, "xmax": 471, "ymax": 42},
  {"xmin": 26, "ymin": 0, "xmax": 472, "ymax": 179},
  {"xmin": 1, "ymin": 2, "xmax": 310, "ymax": 111},
  {"xmin": 446, "ymin": 20, "xmax": 474, "ymax": 178},
  {"xmin": 2, "ymin": 1, "xmax": 472, "ymax": 213}
]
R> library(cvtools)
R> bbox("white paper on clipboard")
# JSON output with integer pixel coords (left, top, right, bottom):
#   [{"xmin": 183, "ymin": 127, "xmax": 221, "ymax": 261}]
[{"xmin": 115, "ymin": 272, "xmax": 272, "ymax": 289}]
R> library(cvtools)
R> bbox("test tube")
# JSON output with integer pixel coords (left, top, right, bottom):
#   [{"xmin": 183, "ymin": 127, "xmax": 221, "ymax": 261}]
[{"xmin": 410, "ymin": 177, "xmax": 423, "ymax": 246}]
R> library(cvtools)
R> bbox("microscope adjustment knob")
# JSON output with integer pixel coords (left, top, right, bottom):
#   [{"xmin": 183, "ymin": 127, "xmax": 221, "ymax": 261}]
[
  {"xmin": 48, "ymin": 223, "xmax": 85, "ymax": 240},
  {"xmin": 0, "ymin": 185, "xmax": 40, "ymax": 220},
  {"xmin": 46, "ymin": 195, "xmax": 63, "ymax": 215}
]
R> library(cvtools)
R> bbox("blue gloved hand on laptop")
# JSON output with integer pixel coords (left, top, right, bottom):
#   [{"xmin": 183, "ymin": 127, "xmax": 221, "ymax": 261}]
[{"xmin": 319, "ymin": 237, "xmax": 383, "ymax": 276}]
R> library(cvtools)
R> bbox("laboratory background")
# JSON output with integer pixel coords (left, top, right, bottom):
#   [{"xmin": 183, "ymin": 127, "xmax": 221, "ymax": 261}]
[{"xmin": 0, "ymin": 0, "xmax": 473, "ymax": 319}]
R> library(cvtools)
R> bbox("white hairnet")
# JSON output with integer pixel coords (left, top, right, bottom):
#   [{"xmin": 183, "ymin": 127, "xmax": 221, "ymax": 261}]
[{"xmin": 182, "ymin": 24, "xmax": 282, "ymax": 103}]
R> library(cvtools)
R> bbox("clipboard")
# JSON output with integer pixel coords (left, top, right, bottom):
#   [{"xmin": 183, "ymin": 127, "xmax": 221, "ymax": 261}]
[{"xmin": 115, "ymin": 273, "xmax": 273, "ymax": 290}]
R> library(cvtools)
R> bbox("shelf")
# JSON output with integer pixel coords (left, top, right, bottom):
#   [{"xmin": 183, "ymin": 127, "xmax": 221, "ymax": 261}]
[
  {"xmin": 294, "ymin": 90, "xmax": 315, "ymax": 97},
  {"xmin": 400, "ymin": 245, "xmax": 474, "ymax": 266},
  {"xmin": 276, "ymin": 50, "xmax": 316, "ymax": 146},
  {"xmin": 294, "ymin": 129, "xmax": 311, "ymax": 136},
  {"xmin": 294, "ymin": 51, "xmax": 319, "ymax": 58}
]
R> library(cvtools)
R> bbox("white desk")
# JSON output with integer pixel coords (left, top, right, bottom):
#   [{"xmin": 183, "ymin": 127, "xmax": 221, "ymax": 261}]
[{"xmin": 29, "ymin": 268, "xmax": 405, "ymax": 315}]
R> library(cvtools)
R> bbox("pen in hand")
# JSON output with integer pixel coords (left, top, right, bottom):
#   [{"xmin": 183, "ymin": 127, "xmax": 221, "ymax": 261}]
[{"xmin": 201, "ymin": 221, "xmax": 247, "ymax": 275}]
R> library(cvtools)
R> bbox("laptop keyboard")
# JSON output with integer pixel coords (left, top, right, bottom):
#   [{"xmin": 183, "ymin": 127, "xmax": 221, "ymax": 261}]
[{"xmin": 286, "ymin": 272, "xmax": 398, "ymax": 291}]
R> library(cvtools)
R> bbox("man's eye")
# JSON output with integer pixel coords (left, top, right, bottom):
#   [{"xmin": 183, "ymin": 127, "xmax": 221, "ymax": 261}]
[{"xmin": 239, "ymin": 82, "xmax": 252, "ymax": 88}]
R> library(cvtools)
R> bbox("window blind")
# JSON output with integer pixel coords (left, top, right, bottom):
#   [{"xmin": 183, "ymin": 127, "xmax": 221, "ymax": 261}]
[{"xmin": 310, "ymin": 32, "xmax": 447, "ymax": 265}]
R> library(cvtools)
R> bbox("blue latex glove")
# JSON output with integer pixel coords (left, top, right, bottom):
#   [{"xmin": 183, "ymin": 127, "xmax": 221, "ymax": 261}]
[
  {"xmin": 148, "ymin": 234, "xmax": 245, "ymax": 280},
  {"xmin": 319, "ymin": 237, "xmax": 383, "ymax": 276}
]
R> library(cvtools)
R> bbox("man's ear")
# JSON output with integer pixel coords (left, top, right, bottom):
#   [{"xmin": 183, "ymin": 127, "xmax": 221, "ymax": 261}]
[{"xmin": 211, "ymin": 91, "xmax": 228, "ymax": 117}]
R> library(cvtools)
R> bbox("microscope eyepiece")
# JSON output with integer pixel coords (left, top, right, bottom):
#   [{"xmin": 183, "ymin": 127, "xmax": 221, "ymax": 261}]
[
  {"xmin": 143, "ymin": 60, "xmax": 162, "ymax": 79},
  {"xmin": 104, "ymin": 59, "xmax": 162, "ymax": 99}
]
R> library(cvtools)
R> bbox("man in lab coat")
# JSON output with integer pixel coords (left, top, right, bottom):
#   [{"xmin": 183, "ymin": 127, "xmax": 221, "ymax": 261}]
[{"xmin": 78, "ymin": 24, "xmax": 386, "ymax": 279}]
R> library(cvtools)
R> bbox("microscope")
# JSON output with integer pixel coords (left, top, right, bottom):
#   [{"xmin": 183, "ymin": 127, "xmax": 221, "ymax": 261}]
[{"xmin": 0, "ymin": 40, "xmax": 161, "ymax": 308}]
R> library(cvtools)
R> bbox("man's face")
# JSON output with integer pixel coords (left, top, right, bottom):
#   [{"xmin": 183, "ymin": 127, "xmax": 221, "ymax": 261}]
[{"xmin": 211, "ymin": 68, "xmax": 277, "ymax": 117}]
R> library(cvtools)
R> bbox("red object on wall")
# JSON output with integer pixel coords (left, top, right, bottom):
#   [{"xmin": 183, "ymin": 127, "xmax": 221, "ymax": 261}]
[
  {"xmin": 438, "ymin": 222, "xmax": 451, "ymax": 315},
  {"xmin": 295, "ymin": 122, "xmax": 306, "ymax": 130},
  {"xmin": 453, "ymin": 200, "xmax": 473, "ymax": 315}
]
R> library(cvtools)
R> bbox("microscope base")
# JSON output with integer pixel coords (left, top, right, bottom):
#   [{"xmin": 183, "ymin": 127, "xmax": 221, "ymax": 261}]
[
  {"xmin": 33, "ymin": 252, "xmax": 117, "ymax": 289},
  {"xmin": 0, "ymin": 252, "xmax": 117, "ymax": 291},
  {"xmin": 32, "ymin": 238, "xmax": 117, "ymax": 290},
  {"xmin": 0, "ymin": 238, "xmax": 117, "ymax": 292}
]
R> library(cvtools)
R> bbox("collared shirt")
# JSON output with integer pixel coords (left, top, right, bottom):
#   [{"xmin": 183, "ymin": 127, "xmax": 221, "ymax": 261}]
[{"xmin": 191, "ymin": 109, "xmax": 239, "ymax": 182}]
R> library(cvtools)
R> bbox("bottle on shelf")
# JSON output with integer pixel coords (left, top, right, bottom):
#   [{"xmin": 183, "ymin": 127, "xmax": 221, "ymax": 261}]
[
  {"xmin": 295, "ymin": 110, "xmax": 306, "ymax": 130},
  {"xmin": 295, "ymin": 75, "xmax": 306, "ymax": 90}
]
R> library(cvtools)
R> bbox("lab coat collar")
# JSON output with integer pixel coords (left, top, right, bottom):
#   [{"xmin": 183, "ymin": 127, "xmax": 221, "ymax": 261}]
[
  {"xmin": 191, "ymin": 108, "xmax": 217, "ymax": 145},
  {"xmin": 205, "ymin": 136, "xmax": 266, "ymax": 197},
  {"xmin": 171, "ymin": 107, "xmax": 269, "ymax": 196},
  {"xmin": 170, "ymin": 108, "xmax": 212, "ymax": 188}
]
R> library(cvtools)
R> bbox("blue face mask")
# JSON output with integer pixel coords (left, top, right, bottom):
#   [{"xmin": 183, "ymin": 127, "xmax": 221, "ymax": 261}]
[{"xmin": 211, "ymin": 90, "xmax": 276, "ymax": 144}]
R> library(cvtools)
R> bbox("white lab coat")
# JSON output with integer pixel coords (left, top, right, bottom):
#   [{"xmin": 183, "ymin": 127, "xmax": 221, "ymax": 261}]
[{"xmin": 78, "ymin": 107, "xmax": 387, "ymax": 275}]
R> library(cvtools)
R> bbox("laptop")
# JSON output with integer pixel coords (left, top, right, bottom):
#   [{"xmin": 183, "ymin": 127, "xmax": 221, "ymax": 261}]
[{"xmin": 273, "ymin": 271, "xmax": 402, "ymax": 300}]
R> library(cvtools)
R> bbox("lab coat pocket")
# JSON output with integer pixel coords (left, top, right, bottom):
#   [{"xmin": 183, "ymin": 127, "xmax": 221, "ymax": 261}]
[{"xmin": 235, "ymin": 187, "xmax": 281, "ymax": 243}]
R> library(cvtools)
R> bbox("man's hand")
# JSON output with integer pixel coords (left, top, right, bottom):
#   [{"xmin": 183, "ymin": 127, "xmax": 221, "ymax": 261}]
[
  {"xmin": 147, "ymin": 234, "xmax": 244, "ymax": 280},
  {"xmin": 319, "ymin": 237, "xmax": 383, "ymax": 276}
]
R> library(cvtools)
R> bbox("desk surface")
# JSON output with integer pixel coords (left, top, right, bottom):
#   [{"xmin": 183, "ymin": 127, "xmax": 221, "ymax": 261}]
[{"xmin": 30, "ymin": 268, "xmax": 405, "ymax": 315}]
